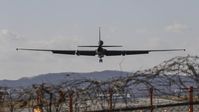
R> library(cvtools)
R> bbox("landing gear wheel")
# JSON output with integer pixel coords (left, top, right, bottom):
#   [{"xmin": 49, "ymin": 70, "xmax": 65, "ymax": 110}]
[{"xmin": 99, "ymin": 59, "xmax": 103, "ymax": 63}]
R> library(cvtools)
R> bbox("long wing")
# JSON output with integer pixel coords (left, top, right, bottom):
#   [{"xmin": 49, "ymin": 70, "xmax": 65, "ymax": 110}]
[
  {"xmin": 16, "ymin": 48, "xmax": 96, "ymax": 56},
  {"xmin": 105, "ymin": 49, "xmax": 185, "ymax": 56}
]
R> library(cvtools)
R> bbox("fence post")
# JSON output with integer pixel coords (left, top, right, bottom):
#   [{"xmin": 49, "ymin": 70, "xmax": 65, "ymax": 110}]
[
  {"xmin": 69, "ymin": 91, "xmax": 73, "ymax": 112},
  {"xmin": 49, "ymin": 93, "xmax": 52, "ymax": 112},
  {"xmin": 109, "ymin": 87, "xmax": 113, "ymax": 112},
  {"xmin": 150, "ymin": 87, "xmax": 154, "ymax": 112},
  {"xmin": 189, "ymin": 86, "xmax": 193, "ymax": 112}
]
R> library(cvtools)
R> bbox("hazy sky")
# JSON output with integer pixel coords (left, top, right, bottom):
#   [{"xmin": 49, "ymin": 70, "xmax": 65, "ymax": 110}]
[{"xmin": 0, "ymin": 0, "xmax": 198, "ymax": 80}]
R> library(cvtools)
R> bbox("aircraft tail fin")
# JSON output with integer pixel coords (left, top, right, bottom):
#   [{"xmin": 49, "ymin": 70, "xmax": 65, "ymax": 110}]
[
  {"xmin": 99, "ymin": 27, "xmax": 101, "ymax": 41},
  {"xmin": 78, "ymin": 27, "xmax": 122, "ymax": 48}
]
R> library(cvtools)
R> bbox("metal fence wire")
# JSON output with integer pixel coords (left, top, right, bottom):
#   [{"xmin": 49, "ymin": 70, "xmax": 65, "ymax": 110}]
[
  {"xmin": 1, "ymin": 55, "xmax": 199, "ymax": 112},
  {"xmin": 86, "ymin": 87, "xmax": 199, "ymax": 112},
  {"xmin": 1, "ymin": 84, "xmax": 199, "ymax": 112}
]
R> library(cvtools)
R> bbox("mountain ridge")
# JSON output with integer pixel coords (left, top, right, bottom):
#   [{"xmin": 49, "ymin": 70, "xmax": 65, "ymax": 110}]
[{"xmin": 0, "ymin": 70, "xmax": 130, "ymax": 88}]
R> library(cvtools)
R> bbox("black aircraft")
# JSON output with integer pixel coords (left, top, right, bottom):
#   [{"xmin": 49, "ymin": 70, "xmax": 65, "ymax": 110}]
[{"xmin": 16, "ymin": 28, "xmax": 185, "ymax": 63}]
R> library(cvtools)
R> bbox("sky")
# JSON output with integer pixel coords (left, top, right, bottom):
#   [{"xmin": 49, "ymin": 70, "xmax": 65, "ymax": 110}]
[{"xmin": 0, "ymin": 0, "xmax": 198, "ymax": 80}]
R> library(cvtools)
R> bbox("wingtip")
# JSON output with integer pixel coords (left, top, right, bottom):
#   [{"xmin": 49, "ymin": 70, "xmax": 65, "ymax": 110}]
[{"xmin": 16, "ymin": 48, "xmax": 18, "ymax": 51}]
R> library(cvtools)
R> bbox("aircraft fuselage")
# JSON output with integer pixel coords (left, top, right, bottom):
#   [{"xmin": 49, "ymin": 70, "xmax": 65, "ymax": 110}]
[{"xmin": 96, "ymin": 47, "xmax": 106, "ymax": 62}]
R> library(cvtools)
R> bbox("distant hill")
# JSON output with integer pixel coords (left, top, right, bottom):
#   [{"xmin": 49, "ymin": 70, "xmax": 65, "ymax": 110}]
[
  {"xmin": 0, "ymin": 70, "xmax": 130, "ymax": 88},
  {"xmin": 1, "ymin": 55, "xmax": 198, "ymax": 90},
  {"xmin": 0, "ymin": 55, "xmax": 198, "ymax": 101}
]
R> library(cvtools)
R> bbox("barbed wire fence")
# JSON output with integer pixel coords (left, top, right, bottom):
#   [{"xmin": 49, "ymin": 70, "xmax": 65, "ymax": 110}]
[{"xmin": 0, "ymin": 55, "xmax": 199, "ymax": 112}]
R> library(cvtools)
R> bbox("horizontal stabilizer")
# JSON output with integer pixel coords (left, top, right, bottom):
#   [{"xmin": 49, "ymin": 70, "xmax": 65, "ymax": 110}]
[
  {"xmin": 78, "ymin": 45, "xmax": 122, "ymax": 47},
  {"xmin": 78, "ymin": 46, "xmax": 99, "ymax": 47},
  {"xmin": 102, "ymin": 45, "xmax": 123, "ymax": 47}
]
